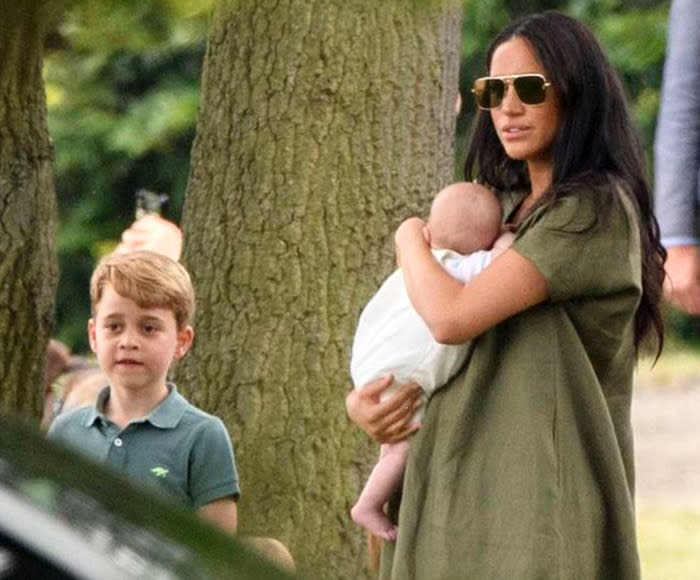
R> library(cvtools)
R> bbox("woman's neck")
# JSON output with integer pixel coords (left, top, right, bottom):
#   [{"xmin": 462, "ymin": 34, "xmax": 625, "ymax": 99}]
[
  {"xmin": 527, "ymin": 160, "xmax": 554, "ymax": 200},
  {"xmin": 508, "ymin": 160, "xmax": 554, "ymax": 226}
]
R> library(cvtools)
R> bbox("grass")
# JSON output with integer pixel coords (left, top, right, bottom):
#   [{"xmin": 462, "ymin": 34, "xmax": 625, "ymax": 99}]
[
  {"xmin": 635, "ymin": 341, "xmax": 700, "ymax": 390},
  {"xmin": 637, "ymin": 507, "xmax": 700, "ymax": 580},
  {"xmin": 635, "ymin": 342, "xmax": 700, "ymax": 579}
]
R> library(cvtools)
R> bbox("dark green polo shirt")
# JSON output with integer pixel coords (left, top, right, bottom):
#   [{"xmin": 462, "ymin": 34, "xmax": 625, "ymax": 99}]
[{"xmin": 48, "ymin": 384, "xmax": 239, "ymax": 508}]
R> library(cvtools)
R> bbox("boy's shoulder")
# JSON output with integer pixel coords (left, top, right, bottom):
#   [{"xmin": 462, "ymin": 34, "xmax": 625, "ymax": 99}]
[
  {"xmin": 165, "ymin": 389, "xmax": 235, "ymax": 463},
  {"xmin": 167, "ymin": 387, "xmax": 228, "ymax": 432},
  {"xmin": 47, "ymin": 404, "xmax": 96, "ymax": 439}
]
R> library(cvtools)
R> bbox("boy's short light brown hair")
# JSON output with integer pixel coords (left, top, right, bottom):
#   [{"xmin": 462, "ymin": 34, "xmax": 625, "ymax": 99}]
[{"xmin": 90, "ymin": 250, "xmax": 195, "ymax": 329}]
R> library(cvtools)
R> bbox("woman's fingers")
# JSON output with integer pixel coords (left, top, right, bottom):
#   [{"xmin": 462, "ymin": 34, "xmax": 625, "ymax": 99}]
[
  {"xmin": 346, "ymin": 377, "xmax": 424, "ymax": 442},
  {"xmin": 382, "ymin": 421, "xmax": 422, "ymax": 444},
  {"xmin": 374, "ymin": 394, "xmax": 422, "ymax": 436},
  {"xmin": 369, "ymin": 384, "xmax": 423, "ymax": 441},
  {"xmin": 349, "ymin": 375, "xmax": 397, "ymax": 427}
]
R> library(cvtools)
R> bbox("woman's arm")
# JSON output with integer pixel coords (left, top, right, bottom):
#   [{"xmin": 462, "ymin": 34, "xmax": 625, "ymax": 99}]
[{"xmin": 396, "ymin": 217, "xmax": 548, "ymax": 344}]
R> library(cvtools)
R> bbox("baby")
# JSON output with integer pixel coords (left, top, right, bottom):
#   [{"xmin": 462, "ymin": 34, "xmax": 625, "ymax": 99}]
[{"xmin": 350, "ymin": 181, "xmax": 513, "ymax": 540}]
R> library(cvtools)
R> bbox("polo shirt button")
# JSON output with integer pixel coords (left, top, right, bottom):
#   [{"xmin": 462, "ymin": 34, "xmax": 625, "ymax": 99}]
[{"xmin": 114, "ymin": 438, "xmax": 123, "ymax": 447}]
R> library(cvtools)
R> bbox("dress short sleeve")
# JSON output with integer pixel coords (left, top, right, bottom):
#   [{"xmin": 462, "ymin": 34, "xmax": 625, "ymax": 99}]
[{"xmin": 512, "ymin": 188, "xmax": 641, "ymax": 302}]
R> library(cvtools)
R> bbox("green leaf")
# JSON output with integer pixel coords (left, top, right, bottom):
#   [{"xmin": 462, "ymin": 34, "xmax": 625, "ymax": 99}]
[{"xmin": 106, "ymin": 82, "xmax": 199, "ymax": 156}]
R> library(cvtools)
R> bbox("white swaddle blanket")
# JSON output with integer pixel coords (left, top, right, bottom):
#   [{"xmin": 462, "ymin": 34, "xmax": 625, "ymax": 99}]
[{"xmin": 350, "ymin": 248, "xmax": 493, "ymax": 417}]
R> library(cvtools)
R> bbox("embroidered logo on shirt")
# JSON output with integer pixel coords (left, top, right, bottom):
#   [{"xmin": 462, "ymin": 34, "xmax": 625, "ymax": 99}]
[{"xmin": 151, "ymin": 466, "xmax": 169, "ymax": 478}]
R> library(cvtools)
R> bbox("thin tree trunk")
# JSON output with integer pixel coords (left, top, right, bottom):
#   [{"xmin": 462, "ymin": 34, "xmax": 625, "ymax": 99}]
[
  {"xmin": 0, "ymin": 2, "xmax": 59, "ymax": 418},
  {"xmin": 180, "ymin": 1, "xmax": 460, "ymax": 576}
]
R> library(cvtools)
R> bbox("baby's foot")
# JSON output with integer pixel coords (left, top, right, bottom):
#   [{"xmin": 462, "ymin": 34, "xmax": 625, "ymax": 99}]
[{"xmin": 351, "ymin": 504, "xmax": 398, "ymax": 542}]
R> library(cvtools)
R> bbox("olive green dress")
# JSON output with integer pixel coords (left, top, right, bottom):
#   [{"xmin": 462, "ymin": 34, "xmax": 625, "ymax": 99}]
[{"xmin": 381, "ymin": 183, "xmax": 642, "ymax": 580}]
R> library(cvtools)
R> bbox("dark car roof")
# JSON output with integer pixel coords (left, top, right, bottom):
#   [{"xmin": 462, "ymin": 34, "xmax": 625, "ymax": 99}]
[{"xmin": 0, "ymin": 417, "xmax": 298, "ymax": 580}]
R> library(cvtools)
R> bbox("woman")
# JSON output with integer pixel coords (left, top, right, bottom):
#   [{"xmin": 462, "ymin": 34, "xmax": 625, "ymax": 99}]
[{"xmin": 347, "ymin": 11, "xmax": 665, "ymax": 579}]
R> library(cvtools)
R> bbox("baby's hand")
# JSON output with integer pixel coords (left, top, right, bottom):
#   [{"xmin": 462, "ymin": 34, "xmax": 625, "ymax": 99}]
[
  {"xmin": 395, "ymin": 217, "xmax": 427, "ymax": 247},
  {"xmin": 492, "ymin": 231, "xmax": 516, "ymax": 254},
  {"xmin": 395, "ymin": 217, "xmax": 427, "ymax": 266},
  {"xmin": 423, "ymin": 225, "xmax": 432, "ymax": 246}
]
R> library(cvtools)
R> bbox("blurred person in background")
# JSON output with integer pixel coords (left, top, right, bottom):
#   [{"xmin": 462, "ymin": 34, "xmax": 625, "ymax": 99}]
[
  {"xmin": 42, "ymin": 339, "xmax": 105, "ymax": 431},
  {"xmin": 116, "ymin": 213, "xmax": 183, "ymax": 262},
  {"xmin": 654, "ymin": 0, "xmax": 700, "ymax": 314}
]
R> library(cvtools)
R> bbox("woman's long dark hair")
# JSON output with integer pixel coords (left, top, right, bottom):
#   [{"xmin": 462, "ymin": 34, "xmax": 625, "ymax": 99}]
[{"xmin": 464, "ymin": 11, "xmax": 665, "ymax": 358}]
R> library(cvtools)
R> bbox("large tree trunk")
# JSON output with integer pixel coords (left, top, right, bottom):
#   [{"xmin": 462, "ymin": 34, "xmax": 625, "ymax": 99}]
[
  {"xmin": 180, "ymin": 1, "xmax": 460, "ymax": 576},
  {"xmin": 0, "ymin": 2, "xmax": 59, "ymax": 418}
]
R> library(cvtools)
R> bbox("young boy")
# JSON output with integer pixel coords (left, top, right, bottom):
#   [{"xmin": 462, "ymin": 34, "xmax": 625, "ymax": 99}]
[
  {"xmin": 350, "ymin": 182, "xmax": 513, "ymax": 541},
  {"xmin": 48, "ymin": 250, "xmax": 239, "ymax": 533}
]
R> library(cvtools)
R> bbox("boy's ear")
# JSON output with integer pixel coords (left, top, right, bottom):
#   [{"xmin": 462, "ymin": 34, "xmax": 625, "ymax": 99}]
[
  {"xmin": 87, "ymin": 318, "xmax": 98, "ymax": 353},
  {"xmin": 175, "ymin": 325, "xmax": 194, "ymax": 359}
]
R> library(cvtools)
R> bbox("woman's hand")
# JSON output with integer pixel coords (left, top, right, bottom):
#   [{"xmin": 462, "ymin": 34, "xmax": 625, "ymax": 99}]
[{"xmin": 346, "ymin": 375, "xmax": 423, "ymax": 443}]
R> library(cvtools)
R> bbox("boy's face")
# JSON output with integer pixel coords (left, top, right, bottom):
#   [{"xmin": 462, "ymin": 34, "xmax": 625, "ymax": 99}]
[{"xmin": 88, "ymin": 284, "xmax": 193, "ymax": 394}]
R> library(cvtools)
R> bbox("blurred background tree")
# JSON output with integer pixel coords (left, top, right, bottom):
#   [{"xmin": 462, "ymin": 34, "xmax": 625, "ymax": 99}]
[
  {"xmin": 48, "ymin": 0, "xmax": 683, "ymax": 353},
  {"xmin": 0, "ymin": 0, "xmax": 64, "ymax": 417}
]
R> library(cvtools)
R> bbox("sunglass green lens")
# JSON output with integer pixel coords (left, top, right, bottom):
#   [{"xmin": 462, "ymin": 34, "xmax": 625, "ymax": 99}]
[
  {"xmin": 475, "ymin": 78, "xmax": 505, "ymax": 109},
  {"xmin": 513, "ymin": 75, "xmax": 546, "ymax": 105}
]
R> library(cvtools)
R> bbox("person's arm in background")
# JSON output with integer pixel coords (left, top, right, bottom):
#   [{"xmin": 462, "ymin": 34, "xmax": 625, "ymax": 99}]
[
  {"xmin": 115, "ymin": 214, "xmax": 183, "ymax": 262},
  {"xmin": 654, "ymin": 0, "xmax": 700, "ymax": 314}
]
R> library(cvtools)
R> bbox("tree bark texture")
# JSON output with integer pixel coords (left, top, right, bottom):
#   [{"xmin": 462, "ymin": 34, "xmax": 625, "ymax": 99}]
[
  {"xmin": 0, "ymin": 2, "xmax": 59, "ymax": 418},
  {"xmin": 180, "ymin": 1, "xmax": 461, "ymax": 576}
]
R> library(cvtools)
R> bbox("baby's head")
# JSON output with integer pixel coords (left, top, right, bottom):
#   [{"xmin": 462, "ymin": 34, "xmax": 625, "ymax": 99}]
[
  {"xmin": 426, "ymin": 182, "xmax": 501, "ymax": 255},
  {"xmin": 90, "ymin": 250, "xmax": 195, "ymax": 330}
]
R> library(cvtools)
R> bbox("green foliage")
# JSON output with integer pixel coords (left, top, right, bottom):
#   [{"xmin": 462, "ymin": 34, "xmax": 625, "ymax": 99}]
[
  {"xmin": 590, "ymin": 2, "xmax": 669, "ymax": 148},
  {"xmin": 106, "ymin": 81, "xmax": 199, "ymax": 157},
  {"xmin": 65, "ymin": 0, "xmax": 212, "ymax": 51},
  {"xmin": 46, "ymin": 2, "xmax": 208, "ymax": 350},
  {"xmin": 456, "ymin": 0, "xmax": 511, "ymax": 176},
  {"xmin": 666, "ymin": 308, "xmax": 700, "ymax": 347},
  {"xmin": 638, "ymin": 508, "xmax": 700, "ymax": 580}
]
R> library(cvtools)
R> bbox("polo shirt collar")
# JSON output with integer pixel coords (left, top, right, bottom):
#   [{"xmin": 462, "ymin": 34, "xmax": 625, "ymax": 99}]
[
  {"xmin": 83, "ymin": 386, "xmax": 110, "ymax": 427},
  {"xmin": 147, "ymin": 384, "xmax": 188, "ymax": 429},
  {"xmin": 82, "ymin": 383, "xmax": 188, "ymax": 429}
]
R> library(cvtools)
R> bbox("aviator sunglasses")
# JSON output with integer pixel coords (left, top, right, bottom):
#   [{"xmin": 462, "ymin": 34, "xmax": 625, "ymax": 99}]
[{"xmin": 472, "ymin": 74, "xmax": 551, "ymax": 110}]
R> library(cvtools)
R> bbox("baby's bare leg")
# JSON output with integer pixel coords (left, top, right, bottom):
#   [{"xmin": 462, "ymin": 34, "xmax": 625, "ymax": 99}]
[{"xmin": 351, "ymin": 440, "xmax": 411, "ymax": 541}]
